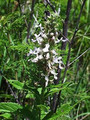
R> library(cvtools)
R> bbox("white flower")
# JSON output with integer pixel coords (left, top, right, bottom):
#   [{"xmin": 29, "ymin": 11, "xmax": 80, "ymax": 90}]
[
  {"xmin": 57, "ymin": 7, "xmax": 60, "ymax": 15},
  {"xmin": 36, "ymin": 37, "xmax": 43, "ymax": 44},
  {"xmin": 53, "ymin": 12, "xmax": 59, "ymax": 17},
  {"xmin": 62, "ymin": 39, "xmax": 68, "ymax": 42},
  {"xmin": 32, "ymin": 39, "xmax": 36, "ymax": 42},
  {"xmin": 45, "ymin": 75, "xmax": 49, "ymax": 86},
  {"xmin": 31, "ymin": 54, "xmax": 43, "ymax": 62},
  {"xmin": 34, "ymin": 23, "xmax": 39, "ymax": 28},
  {"xmin": 52, "ymin": 36, "xmax": 55, "ymax": 40},
  {"xmin": 51, "ymin": 50, "xmax": 57, "ymax": 55},
  {"xmin": 61, "ymin": 37, "xmax": 68, "ymax": 42},
  {"xmin": 58, "ymin": 57, "xmax": 62, "ymax": 61},
  {"xmin": 41, "ymin": 73, "xmax": 45, "ymax": 76},
  {"xmin": 51, "ymin": 61, "xmax": 54, "ymax": 65},
  {"xmin": 27, "ymin": 49, "xmax": 33, "ymax": 56},
  {"xmin": 38, "ymin": 54, "xmax": 43, "ymax": 60},
  {"xmin": 46, "ymin": 53, "xmax": 50, "ymax": 59},
  {"xmin": 59, "ymin": 61, "xmax": 64, "ymax": 69},
  {"xmin": 27, "ymin": 48, "xmax": 42, "ymax": 56},
  {"xmin": 53, "ymin": 57, "xmax": 62, "ymax": 63},
  {"xmin": 56, "ymin": 32, "xmax": 58, "ymax": 36},
  {"xmin": 47, "ymin": 61, "xmax": 52, "ymax": 69},
  {"xmin": 45, "ymin": 75, "xmax": 49, "ymax": 81},
  {"xmin": 35, "ymin": 33, "xmax": 40, "ymax": 38},
  {"xmin": 55, "ymin": 38, "xmax": 61, "ymax": 43},
  {"xmin": 54, "ymin": 75, "xmax": 58, "ymax": 80},
  {"xmin": 31, "ymin": 57, "xmax": 38, "ymax": 62},
  {"xmin": 50, "ymin": 32, "xmax": 54, "ymax": 36},
  {"xmin": 34, "ymin": 47, "xmax": 42, "ymax": 54},
  {"xmin": 21, "ymin": 5, "xmax": 25, "ymax": 13},
  {"xmin": 50, "ymin": 69, "xmax": 57, "ymax": 75},
  {"xmin": 43, "ymin": 43, "xmax": 50, "ymax": 52},
  {"xmin": 39, "ymin": 24, "xmax": 44, "ymax": 30},
  {"xmin": 41, "ymin": 33, "xmax": 47, "ymax": 39},
  {"xmin": 46, "ymin": 43, "xmax": 50, "ymax": 48}
]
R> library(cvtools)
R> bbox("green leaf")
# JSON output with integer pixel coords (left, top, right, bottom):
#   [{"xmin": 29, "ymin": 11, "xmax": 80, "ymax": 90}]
[
  {"xmin": 0, "ymin": 94, "xmax": 13, "ymax": 99},
  {"xmin": 50, "ymin": 104, "xmax": 73, "ymax": 120},
  {"xmin": 9, "ymin": 34, "xmax": 14, "ymax": 45},
  {"xmin": 0, "ymin": 75, "xmax": 2, "ymax": 87},
  {"xmin": 0, "ymin": 113, "xmax": 11, "ymax": 119},
  {"xmin": 43, "ymin": 103, "xmax": 73, "ymax": 120},
  {"xmin": 42, "ymin": 111, "xmax": 53, "ymax": 120},
  {"xmin": 45, "ymin": 82, "xmax": 70, "ymax": 97},
  {"xmin": 0, "ymin": 102, "xmax": 22, "ymax": 113},
  {"xmin": 4, "ymin": 46, "xmax": 7, "ymax": 57},
  {"xmin": 74, "ymin": 112, "xmax": 90, "ymax": 120},
  {"xmin": 8, "ymin": 80, "xmax": 24, "ymax": 90},
  {"xmin": 37, "ymin": 104, "xmax": 49, "ymax": 112}
]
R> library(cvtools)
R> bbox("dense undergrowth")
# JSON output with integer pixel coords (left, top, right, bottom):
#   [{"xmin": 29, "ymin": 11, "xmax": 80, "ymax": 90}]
[{"xmin": 0, "ymin": 0, "xmax": 90, "ymax": 120}]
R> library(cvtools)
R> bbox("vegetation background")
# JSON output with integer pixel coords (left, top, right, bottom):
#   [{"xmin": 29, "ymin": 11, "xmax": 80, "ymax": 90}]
[{"xmin": 0, "ymin": 0, "xmax": 90, "ymax": 120}]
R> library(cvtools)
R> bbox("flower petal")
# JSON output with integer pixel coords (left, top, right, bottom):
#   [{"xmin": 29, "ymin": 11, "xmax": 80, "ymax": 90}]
[
  {"xmin": 50, "ymin": 69, "xmax": 57, "ymax": 75},
  {"xmin": 43, "ymin": 43, "xmax": 50, "ymax": 52},
  {"xmin": 46, "ymin": 53, "xmax": 50, "ymax": 59},
  {"xmin": 45, "ymin": 75, "xmax": 49, "ymax": 87}
]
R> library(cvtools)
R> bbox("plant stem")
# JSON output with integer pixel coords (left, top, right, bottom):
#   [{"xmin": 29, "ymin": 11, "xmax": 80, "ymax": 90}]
[
  {"xmin": 52, "ymin": 0, "xmax": 72, "ymax": 113},
  {"xmin": 55, "ymin": 0, "xmax": 87, "ymax": 112}
]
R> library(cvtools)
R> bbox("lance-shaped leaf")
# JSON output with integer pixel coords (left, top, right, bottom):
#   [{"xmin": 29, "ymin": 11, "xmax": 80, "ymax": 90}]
[
  {"xmin": 0, "ymin": 102, "xmax": 22, "ymax": 113},
  {"xmin": 8, "ymin": 80, "xmax": 24, "ymax": 90}
]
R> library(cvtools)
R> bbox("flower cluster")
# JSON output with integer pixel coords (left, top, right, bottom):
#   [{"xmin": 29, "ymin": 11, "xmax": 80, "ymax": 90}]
[{"xmin": 27, "ymin": 13, "xmax": 67, "ymax": 86}]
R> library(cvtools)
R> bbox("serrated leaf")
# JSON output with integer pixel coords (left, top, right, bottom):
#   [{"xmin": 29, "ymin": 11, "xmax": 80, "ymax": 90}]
[{"xmin": 0, "ymin": 102, "xmax": 22, "ymax": 113}]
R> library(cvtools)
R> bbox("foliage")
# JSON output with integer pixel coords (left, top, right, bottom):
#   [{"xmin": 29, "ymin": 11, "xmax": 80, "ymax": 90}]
[{"xmin": 0, "ymin": 0, "xmax": 90, "ymax": 120}]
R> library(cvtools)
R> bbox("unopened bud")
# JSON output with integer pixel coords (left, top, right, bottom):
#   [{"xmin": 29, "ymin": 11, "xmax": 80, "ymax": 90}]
[{"xmin": 50, "ymin": 32, "xmax": 54, "ymax": 36}]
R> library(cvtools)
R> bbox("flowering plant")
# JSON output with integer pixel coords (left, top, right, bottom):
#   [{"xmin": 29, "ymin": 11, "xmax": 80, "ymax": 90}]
[{"xmin": 27, "ymin": 13, "xmax": 67, "ymax": 86}]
